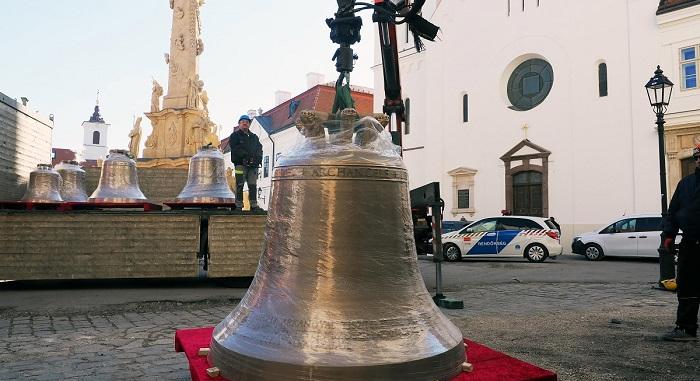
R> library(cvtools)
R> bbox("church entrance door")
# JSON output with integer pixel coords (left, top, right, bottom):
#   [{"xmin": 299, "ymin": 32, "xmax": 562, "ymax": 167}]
[{"xmin": 512, "ymin": 171, "xmax": 543, "ymax": 217}]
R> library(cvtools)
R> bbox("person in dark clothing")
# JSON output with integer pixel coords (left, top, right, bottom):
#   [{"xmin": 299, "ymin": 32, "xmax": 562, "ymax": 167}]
[
  {"xmin": 661, "ymin": 143, "xmax": 700, "ymax": 342},
  {"xmin": 229, "ymin": 114, "xmax": 263, "ymax": 211}
]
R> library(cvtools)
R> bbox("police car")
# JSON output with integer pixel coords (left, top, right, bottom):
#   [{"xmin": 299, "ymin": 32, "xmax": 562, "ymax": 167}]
[{"xmin": 441, "ymin": 216, "xmax": 562, "ymax": 262}]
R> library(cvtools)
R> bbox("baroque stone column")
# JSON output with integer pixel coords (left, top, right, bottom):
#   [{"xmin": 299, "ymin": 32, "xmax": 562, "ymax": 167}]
[{"xmin": 142, "ymin": 0, "xmax": 218, "ymax": 166}]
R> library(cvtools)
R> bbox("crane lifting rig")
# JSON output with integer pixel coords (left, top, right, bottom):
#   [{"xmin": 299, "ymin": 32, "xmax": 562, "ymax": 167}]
[
  {"xmin": 326, "ymin": 0, "xmax": 439, "ymax": 148},
  {"xmin": 326, "ymin": 2, "xmax": 462, "ymax": 308}
]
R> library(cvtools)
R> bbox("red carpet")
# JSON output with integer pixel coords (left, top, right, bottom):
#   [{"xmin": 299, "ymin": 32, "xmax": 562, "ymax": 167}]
[{"xmin": 175, "ymin": 327, "xmax": 557, "ymax": 381}]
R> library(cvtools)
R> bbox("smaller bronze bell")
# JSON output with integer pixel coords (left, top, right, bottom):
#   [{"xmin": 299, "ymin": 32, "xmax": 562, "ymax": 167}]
[
  {"xmin": 89, "ymin": 149, "xmax": 148, "ymax": 203},
  {"xmin": 21, "ymin": 164, "xmax": 63, "ymax": 202},
  {"xmin": 55, "ymin": 160, "xmax": 88, "ymax": 202},
  {"xmin": 174, "ymin": 146, "xmax": 235, "ymax": 203}
]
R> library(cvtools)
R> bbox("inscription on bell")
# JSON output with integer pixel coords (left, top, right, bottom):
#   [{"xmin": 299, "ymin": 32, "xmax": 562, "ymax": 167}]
[{"xmin": 274, "ymin": 166, "xmax": 408, "ymax": 181}]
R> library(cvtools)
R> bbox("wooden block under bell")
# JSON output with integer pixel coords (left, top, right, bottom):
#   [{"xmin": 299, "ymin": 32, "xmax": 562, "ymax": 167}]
[
  {"xmin": 206, "ymin": 367, "xmax": 220, "ymax": 377},
  {"xmin": 198, "ymin": 347, "xmax": 210, "ymax": 356},
  {"xmin": 462, "ymin": 362, "xmax": 474, "ymax": 372}
]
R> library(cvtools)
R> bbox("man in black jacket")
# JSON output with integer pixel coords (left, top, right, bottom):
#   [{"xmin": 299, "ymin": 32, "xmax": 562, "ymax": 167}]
[
  {"xmin": 229, "ymin": 115, "xmax": 263, "ymax": 211},
  {"xmin": 661, "ymin": 143, "xmax": 700, "ymax": 341}
]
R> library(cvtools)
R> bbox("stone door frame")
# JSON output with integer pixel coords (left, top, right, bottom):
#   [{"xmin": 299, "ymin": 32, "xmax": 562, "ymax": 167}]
[
  {"xmin": 665, "ymin": 123, "xmax": 700, "ymax": 195},
  {"xmin": 500, "ymin": 139, "xmax": 551, "ymax": 217}
]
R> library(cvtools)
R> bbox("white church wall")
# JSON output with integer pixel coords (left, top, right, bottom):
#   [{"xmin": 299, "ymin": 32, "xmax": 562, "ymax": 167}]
[{"xmin": 374, "ymin": 0, "xmax": 667, "ymax": 245}]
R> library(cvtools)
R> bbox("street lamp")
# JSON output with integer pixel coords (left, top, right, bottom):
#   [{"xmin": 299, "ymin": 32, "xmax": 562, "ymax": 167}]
[{"xmin": 644, "ymin": 65, "xmax": 674, "ymax": 284}]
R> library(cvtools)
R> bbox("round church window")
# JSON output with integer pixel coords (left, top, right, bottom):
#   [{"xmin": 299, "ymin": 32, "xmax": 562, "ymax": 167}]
[{"xmin": 507, "ymin": 58, "xmax": 554, "ymax": 111}]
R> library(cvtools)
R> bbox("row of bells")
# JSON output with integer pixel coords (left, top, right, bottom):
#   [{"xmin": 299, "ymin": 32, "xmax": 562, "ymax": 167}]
[
  {"xmin": 23, "ymin": 112, "xmax": 467, "ymax": 380},
  {"xmin": 20, "ymin": 147, "xmax": 235, "ymax": 203}
]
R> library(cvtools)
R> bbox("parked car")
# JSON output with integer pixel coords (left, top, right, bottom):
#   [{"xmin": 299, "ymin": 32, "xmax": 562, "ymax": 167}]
[
  {"xmin": 442, "ymin": 220, "xmax": 471, "ymax": 233},
  {"xmin": 571, "ymin": 214, "xmax": 681, "ymax": 260},
  {"xmin": 414, "ymin": 220, "xmax": 471, "ymax": 255},
  {"xmin": 441, "ymin": 216, "xmax": 562, "ymax": 262}
]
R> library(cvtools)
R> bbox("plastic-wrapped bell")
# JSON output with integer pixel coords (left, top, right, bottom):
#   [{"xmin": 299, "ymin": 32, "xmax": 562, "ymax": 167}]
[
  {"xmin": 209, "ymin": 113, "xmax": 465, "ymax": 381},
  {"xmin": 89, "ymin": 149, "xmax": 148, "ymax": 203},
  {"xmin": 175, "ymin": 146, "xmax": 235, "ymax": 203},
  {"xmin": 21, "ymin": 164, "xmax": 63, "ymax": 202},
  {"xmin": 54, "ymin": 160, "xmax": 88, "ymax": 202}
]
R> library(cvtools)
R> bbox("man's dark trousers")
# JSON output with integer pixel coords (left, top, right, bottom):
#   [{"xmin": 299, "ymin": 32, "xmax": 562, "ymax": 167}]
[
  {"xmin": 234, "ymin": 165, "xmax": 258, "ymax": 209},
  {"xmin": 676, "ymin": 238, "xmax": 700, "ymax": 335}
]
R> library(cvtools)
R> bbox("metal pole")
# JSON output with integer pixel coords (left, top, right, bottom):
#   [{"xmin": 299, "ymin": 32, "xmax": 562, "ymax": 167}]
[
  {"xmin": 657, "ymin": 111, "xmax": 675, "ymax": 282},
  {"xmin": 657, "ymin": 112, "xmax": 668, "ymax": 216},
  {"xmin": 431, "ymin": 203, "xmax": 443, "ymax": 299}
]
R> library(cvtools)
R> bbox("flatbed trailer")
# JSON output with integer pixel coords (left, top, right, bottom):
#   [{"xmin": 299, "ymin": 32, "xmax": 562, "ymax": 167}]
[{"xmin": 0, "ymin": 209, "xmax": 265, "ymax": 281}]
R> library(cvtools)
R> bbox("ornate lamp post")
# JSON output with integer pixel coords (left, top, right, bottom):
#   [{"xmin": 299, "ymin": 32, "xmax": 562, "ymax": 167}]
[{"xmin": 644, "ymin": 65, "xmax": 674, "ymax": 283}]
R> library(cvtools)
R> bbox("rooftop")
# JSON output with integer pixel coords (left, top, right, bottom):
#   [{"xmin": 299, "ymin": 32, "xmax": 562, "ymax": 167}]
[{"xmin": 657, "ymin": 0, "xmax": 700, "ymax": 14}]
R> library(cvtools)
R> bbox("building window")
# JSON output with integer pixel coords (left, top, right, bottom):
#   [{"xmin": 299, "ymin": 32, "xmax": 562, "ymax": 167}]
[
  {"xmin": 404, "ymin": 98, "xmax": 410, "ymax": 135},
  {"xmin": 598, "ymin": 62, "xmax": 608, "ymax": 97},
  {"xmin": 289, "ymin": 100, "xmax": 300, "ymax": 117},
  {"xmin": 457, "ymin": 189, "xmax": 470, "ymax": 209},
  {"xmin": 92, "ymin": 131, "xmax": 100, "ymax": 145},
  {"xmin": 448, "ymin": 167, "xmax": 477, "ymax": 215},
  {"xmin": 507, "ymin": 58, "xmax": 554, "ymax": 111},
  {"xmin": 680, "ymin": 46, "xmax": 698, "ymax": 90},
  {"xmin": 462, "ymin": 94, "xmax": 469, "ymax": 122},
  {"xmin": 263, "ymin": 156, "xmax": 270, "ymax": 178}
]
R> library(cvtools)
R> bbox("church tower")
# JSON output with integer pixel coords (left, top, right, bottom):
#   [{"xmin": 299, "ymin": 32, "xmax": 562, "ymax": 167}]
[{"xmin": 81, "ymin": 103, "xmax": 110, "ymax": 161}]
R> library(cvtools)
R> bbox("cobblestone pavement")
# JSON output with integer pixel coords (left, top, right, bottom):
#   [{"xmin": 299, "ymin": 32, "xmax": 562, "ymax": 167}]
[{"xmin": 0, "ymin": 256, "xmax": 698, "ymax": 380}]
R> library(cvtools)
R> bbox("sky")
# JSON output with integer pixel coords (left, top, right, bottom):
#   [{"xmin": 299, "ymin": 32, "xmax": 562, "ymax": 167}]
[{"xmin": 0, "ymin": 1, "xmax": 376, "ymax": 152}]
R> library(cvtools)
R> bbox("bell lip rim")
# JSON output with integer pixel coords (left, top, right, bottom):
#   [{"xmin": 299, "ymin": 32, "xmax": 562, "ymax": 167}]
[
  {"xmin": 58, "ymin": 197, "xmax": 89, "ymax": 202},
  {"xmin": 208, "ymin": 335, "xmax": 466, "ymax": 379},
  {"xmin": 167, "ymin": 197, "xmax": 236, "ymax": 204},
  {"xmin": 87, "ymin": 197, "xmax": 149, "ymax": 203},
  {"xmin": 19, "ymin": 198, "xmax": 64, "ymax": 203}
]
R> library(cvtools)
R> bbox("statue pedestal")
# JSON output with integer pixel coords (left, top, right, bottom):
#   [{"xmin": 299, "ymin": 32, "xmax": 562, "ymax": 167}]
[
  {"xmin": 137, "ymin": 157, "xmax": 190, "ymax": 169},
  {"xmin": 143, "ymin": 108, "xmax": 215, "ymax": 159}
]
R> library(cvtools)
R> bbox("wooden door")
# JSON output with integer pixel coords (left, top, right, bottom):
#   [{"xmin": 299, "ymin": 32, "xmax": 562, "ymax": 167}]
[{"xmin": 512, "ymin": 171, "xmax": 543, "ymax": 217}]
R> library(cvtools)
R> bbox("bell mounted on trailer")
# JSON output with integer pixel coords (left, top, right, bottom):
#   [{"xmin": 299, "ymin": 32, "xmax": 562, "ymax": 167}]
[
  {"xmin": 21, "ymin": 164, "xmax": 63, "ymax": 203},
  {"xmin": 89, "ymin": 149, "xmax": 148, "ymax": 203}
]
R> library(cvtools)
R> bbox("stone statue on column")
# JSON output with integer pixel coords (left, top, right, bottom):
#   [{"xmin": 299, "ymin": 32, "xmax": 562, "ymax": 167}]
[
  {"xmin": 128, "ymin": 117, "xmax": 143, "ymax": 158},
  {"xmin": 151, "ymin": 81, "xmax": 163, "ymax": 112}
]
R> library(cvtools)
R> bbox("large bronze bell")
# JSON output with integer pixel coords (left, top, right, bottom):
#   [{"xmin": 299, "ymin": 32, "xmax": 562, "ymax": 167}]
[
  {"xmin": 209, "ymin": 110, "xmax": 466, "ymax": 381},
  {"xmin": 174, "ymin": 146, "xmax": 235, "ymax": 203},
  {"xmin": 89, "ymin": 149, "xmax": 148, "ymax": 203},
  {"xmin": 21, "ymin": 164, "xmax": 63, "ymax": 202},
  {"xmin": 54, "ymin": 160, "xmax": 88, "ymax": 202}
]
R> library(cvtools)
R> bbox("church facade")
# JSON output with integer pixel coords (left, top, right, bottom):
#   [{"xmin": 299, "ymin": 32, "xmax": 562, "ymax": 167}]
[{"xmin": 372, "ymin": 0, "xmax": 700, "ymax": 244}]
